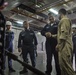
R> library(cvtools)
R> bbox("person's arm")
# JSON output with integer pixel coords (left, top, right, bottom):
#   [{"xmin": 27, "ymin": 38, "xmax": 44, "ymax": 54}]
[
  {"xmin": 51, "ymin": 34, "xmax": 57, "ymax": 38},
  {"xmin": 33, "ymin": 32, "xmax": 38, "ymax": 46},
  {"xmin": 33, "ymin": 31, "xmax": 38, "ymax": 51},
  {"xmin": 41, "ymin": 25, "xmax": 47, "ymax": 36},
  {"xmin": 6, "ymin": 31, "xmax": 14, "ymax": 50},
  {"xmin": 11, "ymin": 32, "xmax": 14, "ymax": 41},
  {"xmin": 58, "ymin": 19, "xmax": 70, "ymax": 50},
  {"xmin": 18, "ymin": 33, "xmax": 22, "ymax": 52}
]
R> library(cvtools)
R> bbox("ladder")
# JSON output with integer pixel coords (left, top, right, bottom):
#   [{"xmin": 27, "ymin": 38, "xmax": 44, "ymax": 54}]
[{"xmin": 0, "ymin": 11, "xmax": 6, "ymax": 75}]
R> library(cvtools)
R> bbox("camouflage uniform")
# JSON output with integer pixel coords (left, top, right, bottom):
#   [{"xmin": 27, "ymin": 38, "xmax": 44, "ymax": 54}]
[{"xmin": 57, "ymin": 16, "xmax": 75, "ymax": 75}]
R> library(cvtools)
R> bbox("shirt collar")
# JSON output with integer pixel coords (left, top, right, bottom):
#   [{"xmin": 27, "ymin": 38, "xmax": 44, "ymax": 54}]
[
  {"xmin": 61, "ymin": 16, "xmax": 68, "ymax": 20},
  {"xmin": 24, "ymin": 28, "xmax": 30, "ymax": 31}
]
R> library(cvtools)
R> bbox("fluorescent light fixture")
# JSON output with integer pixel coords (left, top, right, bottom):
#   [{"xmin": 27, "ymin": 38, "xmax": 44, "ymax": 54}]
[
  {"xmin": 63, "ymin": 4, "xmax": 69, "ymax": 8},
  {"xmin": 65, "ymin": 0, "xmax": 69, "ymax": 2},
  {"xmin": 36, "ymin": 5, "xmax": 40, "ymax": 8},
  {"xmin": 13, "ymin": 2, "xmax": 19, "ymax": 6},
  {"xmin": 16, "ymin": 21, "xmax": 23, "ymax": 24},
  {"xmin": 49, "ymin": 8, "xmax": 58, "ymax": 15}
]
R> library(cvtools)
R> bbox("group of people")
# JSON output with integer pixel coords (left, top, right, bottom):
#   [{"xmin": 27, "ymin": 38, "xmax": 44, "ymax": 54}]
[
  {"xmin": 5, "ymin": 8, "xmax": 76, "ymax": 75},
  {"xmin": 5, "ymin": 20, "xmax": 38, "ymax": 74},
  {"xmin": 41, "ymin": 8, "xmax": 76, "ymax": 75}
]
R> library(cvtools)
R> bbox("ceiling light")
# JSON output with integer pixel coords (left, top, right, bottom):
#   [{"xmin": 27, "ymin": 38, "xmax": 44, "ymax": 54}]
[
  {"xmin": 13, "ymin": 2, "xmax": 19, "ymax": 6},
  {"xmin": 63, "ymin": 4, "xmax": 69, "ymax": 8},
  {"xmin": 49, "ymin": 8, "xmax": 58, "ymax": 15},
  {"xmin": 65, "ymin": 0, "xmax": 69, "ymax": 2},
  {"xmin": 35, "ymin": 5, "xmax": 40, "ymax": 8},
  {"xmin": 16, "ymin": 21, "xmax": 23, "ymax": 24}
]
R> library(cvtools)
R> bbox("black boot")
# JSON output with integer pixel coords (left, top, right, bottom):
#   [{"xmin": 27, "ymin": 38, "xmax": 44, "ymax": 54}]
[
  {"xmin": 45, "ymin": 71, "xmax": 51, "ymax": 75},
  {"xmin": 19, "ymin": 68, "xmax": 28, "ymax": 74},
  {"xmin": 9, "ymin": 68, "xmax": 15, "ymax": 72}
]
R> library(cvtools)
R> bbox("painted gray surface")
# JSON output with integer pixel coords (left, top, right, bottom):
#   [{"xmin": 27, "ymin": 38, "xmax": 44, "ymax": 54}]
[{"xmin": 5, "ymin": 52, "xmax": 56, "ymax": 75}]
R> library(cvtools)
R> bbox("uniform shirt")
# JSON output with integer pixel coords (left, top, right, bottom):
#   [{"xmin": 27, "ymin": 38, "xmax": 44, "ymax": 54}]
[
  {"xmin": 41, "ymin": 22, "xmax": 58, "ymax": 46},
  {"xmin": 5, "ymin": 30, "xmax": 14, "ymax": 49},
  {"xmin": 18, "ymin": 29, "xmax": 38, "ymax": 48}
]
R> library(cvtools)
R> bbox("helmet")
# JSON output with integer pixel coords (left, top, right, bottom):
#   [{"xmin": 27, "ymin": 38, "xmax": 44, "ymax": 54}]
[
  {"xmin": 72, "ymin": 24, "xmax": 76, "ymax": 28},
  {"xmin": 6, "ymin": 21, "xmax": 12, "ymax": 26}
]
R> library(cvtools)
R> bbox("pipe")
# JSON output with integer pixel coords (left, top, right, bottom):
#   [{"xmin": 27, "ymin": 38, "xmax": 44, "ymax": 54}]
[
  {"xmin": 36, "ymin": 0, "xmax": 63, "ymax": 12},
  {"xmin": 36, "ymin": 0, "xmax": 74, "ymax": 13},
  {"xmin": 17, "ymin": 4, "xmax": 48, "ymax": 18},
  {"xmin": 6, "ymin": 16, "xmax": 44, "ymax": 31},
  {"xmin": 11, "ymin": 8, "xmax": 47, "ymax": 24},
  {"xmin": 27, "ymin": 0, "xmax": 73, "ymax": 17},
  {"xmin": 6, "ymin": 50, "xmax": 46, "ymax": 75}
]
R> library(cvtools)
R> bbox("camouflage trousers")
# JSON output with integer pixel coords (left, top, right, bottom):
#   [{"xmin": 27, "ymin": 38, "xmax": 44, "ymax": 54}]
[{"xmin": 58, "ymin": 51, "xmax": 75, "ymax": 75}]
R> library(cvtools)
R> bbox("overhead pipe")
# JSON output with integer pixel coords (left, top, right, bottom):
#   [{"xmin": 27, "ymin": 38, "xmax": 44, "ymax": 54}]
[
  {"xmin": 29, "ymin": 0, "xmax": 45, "ymax": 9},
  {"xmin": 11, "ymin": 8, "xmax": 47, "ymax": 24},
  {"xmin": 36, "ymin": 0, "xmax": 74, "ymax": 13},
  {"xmin": 5, "ymin": 50, "xmax": 46, "ymax": 75},
  {"xmin": 30, "ymin": 22, "xmax": 44, "ymax": 28},
  {"xmin": 28, "ymin": 0, "xmax": 74, "ymax": 17},
  {"xmin": 67, "ymin": 4, "xmax": 76, "ymax": 11},
  {"xmin": 36, "ymin": 0, "xmax": 63, "ymax": 12},
  {"xmin": 17, "ymin": 4, "xmax": 48, "ymax": 18}
]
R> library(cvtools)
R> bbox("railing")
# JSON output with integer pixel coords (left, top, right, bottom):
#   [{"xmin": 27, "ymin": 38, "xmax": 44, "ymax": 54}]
[{"xmin": 5, "ymin": 50, "xmax": 46, "ymax": 75}]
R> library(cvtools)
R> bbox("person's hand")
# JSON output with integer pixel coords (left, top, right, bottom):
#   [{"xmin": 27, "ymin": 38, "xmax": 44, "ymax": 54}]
[
  {"xmin": 45, "ymin": 32, "xmax": 52, "ymax": 37},
  {"xmin": 34, "ymin": 45, "xmax": 37, "ymax": 50},
  {"xmin": 18, "ymin": 48, "xmax": 22, "ymax": 52},
  {"xmin": 35, "ymin": 45, "xmax": 37, "ymax": 50},
  {"xmin": 56, "ymin": 44, "xmax": 60, "ymax": 51}
]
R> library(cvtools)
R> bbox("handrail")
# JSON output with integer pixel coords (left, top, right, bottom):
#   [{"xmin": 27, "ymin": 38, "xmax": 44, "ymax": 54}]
[{"xmin": 5, "ymin": 50, "xmax": 46, "ymax": 75}]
